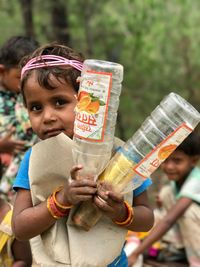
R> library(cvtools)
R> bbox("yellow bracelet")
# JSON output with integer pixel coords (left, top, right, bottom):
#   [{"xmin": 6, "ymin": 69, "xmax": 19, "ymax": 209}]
[
  {"xmin": 53, "ymin": 186, "xmax": 73, "ymax": 210},
  {"xmin": 113, "ymin": 201, "xmax": 134, "ymax": 226}
]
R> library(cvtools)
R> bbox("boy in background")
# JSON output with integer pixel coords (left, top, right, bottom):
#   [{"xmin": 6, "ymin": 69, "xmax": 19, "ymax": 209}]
[{"xmin": 128, "ymin": 131, "xmax": 200, "ymax": 267}]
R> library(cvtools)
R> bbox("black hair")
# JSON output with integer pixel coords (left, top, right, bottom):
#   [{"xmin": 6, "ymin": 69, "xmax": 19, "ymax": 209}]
[
  {"xmin": 20, "ymin": 43, "xmax": 84, "ymax": 106},
  {"xmin": 0, "ymin": 36, "xmax": 39, "ymax": 68},
  {"xmin": 175, "ymin": 131, "xmax": 200, "ymax": 156}
]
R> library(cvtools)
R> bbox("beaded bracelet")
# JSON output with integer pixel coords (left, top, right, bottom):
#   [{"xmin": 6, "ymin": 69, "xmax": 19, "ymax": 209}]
[
  {"xmin": 53, "ymin": 186, "xmax": 73, "ymax": 210},
  {"xmin": 113, "ymin": 201, "xmax": 134, "ymax": 227},
  {"xmin": 47, "ymin": 195, "xmax": 69, "ymax": 219}
]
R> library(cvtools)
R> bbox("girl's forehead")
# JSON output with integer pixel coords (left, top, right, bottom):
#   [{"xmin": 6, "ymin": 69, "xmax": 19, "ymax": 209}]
[
  {"xmin": 24, "ymin": 70, "xmax": 38, "ymax": 84},
  {"xmin": 24, "ymin": 71, "xmax": 77, "ymax": 96},
  {"xmin": 25, "ymin": 70, "xmax": 58, "ymax": 88}
]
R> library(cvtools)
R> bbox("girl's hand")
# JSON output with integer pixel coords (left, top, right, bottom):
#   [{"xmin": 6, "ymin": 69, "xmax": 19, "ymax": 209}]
[
  {"xmin": 56, "ymin": 165, "xmax": 97, "ymax": 206},
  {"xmin": 94, "ymin": 182, "xmax": 127, "ymax": 222}
]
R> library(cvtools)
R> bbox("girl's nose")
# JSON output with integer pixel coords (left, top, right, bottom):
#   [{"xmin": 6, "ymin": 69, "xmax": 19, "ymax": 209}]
[{"xmin": 43, "ymin": 107, "xmax": 57, "ymax": 124}]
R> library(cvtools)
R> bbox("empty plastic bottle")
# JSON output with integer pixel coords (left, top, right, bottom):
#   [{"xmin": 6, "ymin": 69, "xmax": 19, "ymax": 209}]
[
  {"xmin": 72, "ymin": 92, "xmax": 200, "ymax": 230},
  {"xmin": 73, "ymin": 59, "xmax": 123, "ymax": 178}
]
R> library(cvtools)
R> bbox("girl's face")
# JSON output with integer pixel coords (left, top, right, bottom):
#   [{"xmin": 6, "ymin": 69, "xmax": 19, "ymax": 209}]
[
  {"xmin": 160, "ymin": 150, "xmax": 196, "ymax": 185},
  {"xmin": 24, "ymin": 72, "xmax": 77, "ymax": 140}
]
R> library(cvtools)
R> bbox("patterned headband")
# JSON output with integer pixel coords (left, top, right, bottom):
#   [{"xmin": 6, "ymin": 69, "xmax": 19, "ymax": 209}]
[{"xmin": 21, "ymin": 55, "xmax": 83, "ymax": 79}]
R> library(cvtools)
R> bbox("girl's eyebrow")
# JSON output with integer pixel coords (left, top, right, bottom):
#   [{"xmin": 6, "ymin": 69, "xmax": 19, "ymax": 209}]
[
  {"xmin": 50, "ymin": 93, "xmax": 73, "ymax": 100},
  {"xmin": 26, "ymin": 100, "xmax": 40, "ymax": 106}
]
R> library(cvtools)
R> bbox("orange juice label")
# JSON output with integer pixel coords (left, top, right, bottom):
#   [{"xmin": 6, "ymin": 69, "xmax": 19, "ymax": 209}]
[
  {"xmin": 74, "ymin": 70, "xmax": 112, "ymax": 142},
  {"xmin": 133, "ymin": 123, "xmax": 193, "ymax": 178}
]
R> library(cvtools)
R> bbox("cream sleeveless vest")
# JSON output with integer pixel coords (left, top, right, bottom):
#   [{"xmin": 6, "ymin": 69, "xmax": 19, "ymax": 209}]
[{"xmin": 29, "ymin": 133, "xmax": 132, "ymax": 267}]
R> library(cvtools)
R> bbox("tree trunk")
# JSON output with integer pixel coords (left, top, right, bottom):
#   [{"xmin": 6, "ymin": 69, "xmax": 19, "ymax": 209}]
[
  {"xmin": 19, "ymin": 0, "xmax": 35, "ymax": 37},
  {"xmin": 50, "ymin": 0, "xmax": 71, "ymax": 45}
]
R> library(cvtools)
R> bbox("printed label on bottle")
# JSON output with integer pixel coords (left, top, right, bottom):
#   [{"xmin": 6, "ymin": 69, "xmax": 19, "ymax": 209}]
[
  {"xmin": 133, "ymin": 123, "xmax": 193, "ymax": 178},
  {"xmin": 74, "ymin": 70, "xmax": 112, "ymax": 142}
]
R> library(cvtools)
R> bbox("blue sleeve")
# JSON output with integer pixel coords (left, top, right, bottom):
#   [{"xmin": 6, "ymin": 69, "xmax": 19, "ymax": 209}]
[
  {"xmin": 13, "ymin": 148, "xmax": 31, "ymax": 190},
  {"xmin": 134, "ymin": 178, "xmax": 152, "ymax": 197},
  {"xmin": 107, "ymin": 249, "xmax": 128, "ymax": 267}
]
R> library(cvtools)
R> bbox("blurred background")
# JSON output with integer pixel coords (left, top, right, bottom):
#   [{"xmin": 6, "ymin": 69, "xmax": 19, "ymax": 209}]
[
  {"xmin": 1, "ymin": 0, "xmax": 200, "ymax": 140},
  {"xmin": 1, "ymin": 0, "xmax": 200, "ymax": 205}
]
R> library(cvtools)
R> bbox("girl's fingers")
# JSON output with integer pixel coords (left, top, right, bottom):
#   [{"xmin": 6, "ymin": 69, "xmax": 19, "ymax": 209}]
[
  {"xmin": 77, "ymin": 195, "xmax": 93, "ymax": 201},
  {"xmin": 70, "ymin": 165, "xmax": 83, "ymax": 180},
  {"xmin": 70, "ymin": 179, "xmax": 97, "ymax": 188},
  {"xmin": 70, "ymin": 186, "xmax": 97, "ymax": 195},
  {"xmin": 94, "ymin": 195, "xmax": 112, "ymax": 212},
  {"xmin": 97, "ymin": 183, "xmax": 123, "ymax": 203},
  {"xmin": 107, "ymin": 190, "xmax": 124, "ymax": 203}
]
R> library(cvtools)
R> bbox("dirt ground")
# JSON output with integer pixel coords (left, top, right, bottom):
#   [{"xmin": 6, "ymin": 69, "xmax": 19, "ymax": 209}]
[{"xmin": 144, "ymin": 259, "xmax": 189, "ymax": 267}]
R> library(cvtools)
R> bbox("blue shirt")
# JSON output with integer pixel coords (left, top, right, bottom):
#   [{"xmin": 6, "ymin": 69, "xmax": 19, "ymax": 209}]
[{"xmin": 13, "ymin": 148, "xmax": 152, "ymax": 267}]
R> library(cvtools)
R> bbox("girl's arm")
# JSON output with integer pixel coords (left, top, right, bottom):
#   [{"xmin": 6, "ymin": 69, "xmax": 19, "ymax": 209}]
[
  {"xmin": 128, "ymin": 197, "xmax": 192, "ymax": 265},
  {"xmin": 127, "ymin": 190, "xmax": 154, "ymax": 232},
  {"xmin": 12, "ymin": 189, "xmax": 56, "ymax": 240},
  {"xmin": 11, "ymin": 239, "xmax": 32, "ymax": 267},
  {"xmin": 12, "ymin": 169, "xmax": 97, "ymax": 241}
]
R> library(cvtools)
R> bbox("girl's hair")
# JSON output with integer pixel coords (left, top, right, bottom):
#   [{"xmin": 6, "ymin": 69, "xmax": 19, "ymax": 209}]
[
  {"xmin": 20, "ymin": 43, "xmax": 84, "ymax": 106},
  {"xmin": 175, "ymin": 131, "xmax": 200, "ymax": 156},
  {"xmin": 0, "ymin": 36, "xmax": 39, "ymax": 68}
]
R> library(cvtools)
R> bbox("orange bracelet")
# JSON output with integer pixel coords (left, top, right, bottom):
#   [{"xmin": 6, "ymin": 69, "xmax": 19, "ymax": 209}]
[
  {"xmin": 53, "ymin": 186, "xmax": 73, "ymax": 210},
  {"xmin": 47, "ymin": 196, "xmax": 59, "ymax": 219},
  {"xmin": 113, "ymin": 201, "xmax": 134, "ymax": 226},
  {"xmin": 47, "ymin": 195, "xmax": 69, "ymax": 219}
]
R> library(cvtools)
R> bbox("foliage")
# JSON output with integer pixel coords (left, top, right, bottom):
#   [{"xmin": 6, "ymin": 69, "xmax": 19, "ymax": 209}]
[{"xmin": 1, "ymin": 0, "xmax": 200, "ymax": 139}]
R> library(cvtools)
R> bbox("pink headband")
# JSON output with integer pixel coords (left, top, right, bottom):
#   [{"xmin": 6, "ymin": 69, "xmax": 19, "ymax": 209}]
[{"xmin": 21, "ymin": 55, "xmax": 83, "ymax": 79}]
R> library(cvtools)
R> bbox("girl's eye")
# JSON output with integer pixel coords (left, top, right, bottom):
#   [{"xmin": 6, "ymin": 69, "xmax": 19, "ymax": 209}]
[
  {"xmin": 55, "ymin": 99, "xmax": 67, "ymax": 106},
  {"xmin": 30, "ymin": 104, "xmax": 41, "ymax": 111}
]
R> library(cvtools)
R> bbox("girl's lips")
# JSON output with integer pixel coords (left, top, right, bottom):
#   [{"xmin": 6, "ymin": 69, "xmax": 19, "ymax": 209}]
[{"xmin": 45, "ymin": 129, "xmax": 63, "ymax": 137}]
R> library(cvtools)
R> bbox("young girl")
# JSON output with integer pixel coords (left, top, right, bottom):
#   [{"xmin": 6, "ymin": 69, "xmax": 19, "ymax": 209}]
[
  {"xmin": 128, "ymin": 131, "xmax": 200, "ymax": 267},
  {"xmin": 12, "ymin": 43, "xmax": 154, "ymax": 267}
]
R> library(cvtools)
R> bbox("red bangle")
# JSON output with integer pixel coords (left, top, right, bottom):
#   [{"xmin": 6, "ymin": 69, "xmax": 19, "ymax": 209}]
[
  {"xmin": 47, "ymin": 197, "xmax": 59, "ymax": 219},
  {"xmin": 113, "ymin": 201, "xmax": 134, "ymax": 226},
  {"xmin": 47, "ymin": 195, "xmax": 69, "ymax": 219}
]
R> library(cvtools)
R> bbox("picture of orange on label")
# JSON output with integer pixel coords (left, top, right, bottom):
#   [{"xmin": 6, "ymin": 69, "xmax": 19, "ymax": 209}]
[
  {"xmin": 76, "ymin": 91, "xmax": 105, "ymax": 114},
  {"xmin": 85, "ymin": 101, "xmax": 100, "ymax": 114},
  {"xmin": 158, "ymin": 144, "xmax": 177, "ymax": 160}
]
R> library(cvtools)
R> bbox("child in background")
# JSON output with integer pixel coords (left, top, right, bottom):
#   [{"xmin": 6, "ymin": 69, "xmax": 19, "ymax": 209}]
[
  {"xmin": 0, "ymin": 171, "xmax": 32, "ymax": 266},
  {"xmin": 128, "ymin": 131, "xmax": 200, "ymax": 267},
  {"xmin": 12, "ymin": 43, "xmax": 154, "ymax": 267},
  {"xmin": 0, "ymin": 36, "xmax": 39, "ymax": 200}
]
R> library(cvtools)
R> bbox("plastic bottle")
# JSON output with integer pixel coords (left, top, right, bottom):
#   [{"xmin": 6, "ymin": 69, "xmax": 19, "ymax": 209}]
[
  {"xmin": 73, "ymin": 59, "xmax": 123, "ymax": 178},
  {"xmin": 72, "ymin": 92, "xmax": 200, "ymax": 230}
]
